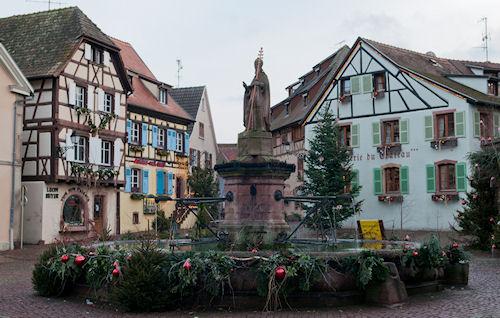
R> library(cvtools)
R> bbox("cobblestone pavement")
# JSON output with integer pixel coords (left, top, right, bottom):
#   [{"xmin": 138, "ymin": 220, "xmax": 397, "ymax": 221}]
[{"xmin": 1, "ymin": 245, "xmax": 499, "ymax": 318}]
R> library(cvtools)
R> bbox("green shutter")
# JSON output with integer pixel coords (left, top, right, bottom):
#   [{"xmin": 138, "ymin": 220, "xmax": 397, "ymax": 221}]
[
  {"xmin": 426, "ymin": 164, "xmax": 436, "ymax": 193},
  {"xmin": 456, "ymin": 162, "xmax": 467, "ymax": 192},
  {"xmin": 373, "ymin": 168, "xmax": 382, "ymax": 195},
  {"xmin": 352, "ymin": 169, "xmax": 359, "ymax": 189},
  {"xmin": 399, "ymin": 119, "xmax": 409, "ymax": 144},
  {"xmin": 493, "ymin": 113, "xmax": 499, "ymax": 138},
  {"xmin": 473, "ymin": 111, "xmax": 480, "ymax": 137},
  {"xmin": 454, "ymin": 111, "xmax": 465, "ymax": 137},
  {"xmin": 351, "ymin": 124, "xmax": 360, "ymax": 147},
  {"xmin": 424, "ymin": 115, "xmax": 434, "ymax": 140},
  {"xmin": 372, "ymin": 122, "xmax": 381, "ymax": 146},
  {"xmin": 400, "ymin": 166, "xmax": 409, "ymax": 194},
  {"xmin": 362, "ymin": 74, "xmax": 373, "ymax": 93},
  {"xmin": 351, "ymin": 76, "xmax": 361, "ymax": 95}
]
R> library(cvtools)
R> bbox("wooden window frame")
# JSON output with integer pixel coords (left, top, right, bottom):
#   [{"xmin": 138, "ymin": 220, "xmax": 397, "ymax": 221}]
[
  {"xmin": 382, "ymin": 164, "xmax": 401, "ymax": 194},
  {"xmin": 434, "ymin": 110, "xmax": 455, "ymax": 139},
  {"xmin": 373, "ymin": 72, "xmax": 386, "ymax": 92},
  {"xmin": 132, "ymin": 212, "xmax": 139, "ymax": 225},
  {"xmin": 339, "ymin": 124, "xmax": 351, "ymax": 147},
  {"xmin": 91, "ymin": 46, "xmax": 104, "ymax": 65},
  {"xmin": 341, "ymin": 78, "xmax": 351, "ymax": 96},
  {"xmin": 487, "ymin": 79, "xmax": 498, "ymax": 96},
  {"xmin": 381, "ymin": 119, "xmax": 400, "ymax": 145},
  {"xmin": 72, "ymin": 135, "xmax": 87, "ymax": 163},
  {"xmin": 101, "ymin": 139, "xmax": 113, "ymax": 166},
  {"xmin": 158, "ymin": 128, "xmax": 165, "ymax": 148},
  {"xmin": 175, "ymin": 131, "xmax": 184, "ymax": 153},
  {"xmin": 159, "ymin": 88, "xmax": 167, "ymax": 104},
  {"xmin": 199, "ymin": 122, "xmax": 205, "ymax": 139},
  {"xmin": 103, "ymin": 92, "xmax": 113, "ymax": 113},
  {"xmin": 435, "ymin": 160, "xmax": 457, "ymax": 194},
  {"xmin": 479, "ymin": 111, "xmax": 493, "ymax": 138},
  {"xmin": 130, "ymin": 121, "xmax": 141, "ymax": 145},
  {"xmin": 131, "ymin": 168, "xmax": 142, "ymax": 193},
  {"xmin": 75, "ymin": 85, "xmax": 86, "ymax": 108}
]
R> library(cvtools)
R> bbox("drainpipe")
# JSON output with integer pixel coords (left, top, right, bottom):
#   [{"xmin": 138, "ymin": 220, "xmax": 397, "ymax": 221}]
[{"xmin": 9, "ymin": 101, "xmax": 18, "ymax": 250}]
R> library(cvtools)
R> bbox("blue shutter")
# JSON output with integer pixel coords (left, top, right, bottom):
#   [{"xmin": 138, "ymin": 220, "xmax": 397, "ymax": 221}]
[
  {"xmin": 167, "ymin": 172, "xmax": 173, "ymax": 195},
  {"xmin": 156, "ymin": 170, "xmax": 164, "ymax": 195},
  {"xmin": 167, "ymin": 129, "xmax": 176, "ymax": 150},
  {"xmin": 125, "ymin": 167, "xmax": 131, "ymax": 192},
  {"xmin": 141, "ymin": 123, "xmax": 148, "ymax": 146},
  {"xmin": 126, "ymin": 120, "xmax": 132, "ymax": 143},
  {"xmin": 184, "ymin": 132, "xmax": 190, "ymax": 156},
  {"xmin": 152, "ymin": 125, "xmax": 158, "ymax": 148},
  {"xmin": 142, "ymin": 169, "xmax": 149, "ymax": 194}
]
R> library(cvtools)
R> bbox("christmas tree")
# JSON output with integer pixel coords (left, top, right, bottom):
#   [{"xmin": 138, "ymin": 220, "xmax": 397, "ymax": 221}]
[{"xmin": 303, "ymin": 110, "xmax": 362, "ymax": 232}]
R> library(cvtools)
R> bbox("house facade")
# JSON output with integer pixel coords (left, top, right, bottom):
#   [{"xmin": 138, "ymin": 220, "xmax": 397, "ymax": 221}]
[
  {"xmin": 306, "ymin": 38, "xmax": 500, "ymax": 230},
  {"xmin": 112, "ymin": 38, "xmax": 195, "ymax": 232},
  {"xmin": 0, "ymin": 7, "xmax": 131, "ymax": 244},
  {"xmin": 270, "ymin": 46, "xmax": 350, "ymax": 216},
  {"xmin": 170, "ymin": 86, "xmax": 218, "ymax": 172},
  {"xmin": 0, "ymin": 44, "xmax": 33, "ymax": 250}
]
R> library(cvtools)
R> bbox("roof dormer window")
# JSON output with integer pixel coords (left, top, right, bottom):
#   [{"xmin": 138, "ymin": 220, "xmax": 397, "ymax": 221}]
[
  {"xmin": 314, "ymin": 65, "xmax": 320, "ymax": 74},
  {"xmin": 159, "ymin": 88, "xmax": 167, "ymax": 104},
  {"xmin": 302, "ymin": 93, "xmax": 308, "ymax": 107},
  {"xmin": 429, "ymin": 58, "xmax": 443, "ymax": 68},
  {"xmin": 284, "ymin": 102, "xmax": 290, "ymax": 116}
]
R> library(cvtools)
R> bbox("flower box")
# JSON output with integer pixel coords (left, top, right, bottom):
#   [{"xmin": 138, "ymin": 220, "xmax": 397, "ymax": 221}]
[
  {"xmin": 378, "ymin": 195, "xmax": 403, "ymax": 203},
  {"xmin": 156, "ymin": 148, "xmax": 169, "ymax": 156},
  {"xmin": 129, "ymin": 144, "xmax": 145, "ymax": 153},
  {"xmin": 430, "ymin": 137, "xmax": 458, "ymax": 150},
  {"xmin": 130, "ymin": 193, "xmax": 144, "ymax": 200},
  {"xmin": 431, "ymin": 193, "xmax": 459, "ymax": 202}
]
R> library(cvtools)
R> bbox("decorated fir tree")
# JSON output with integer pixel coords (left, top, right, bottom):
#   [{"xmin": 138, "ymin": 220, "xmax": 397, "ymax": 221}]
[
  {"xmin": 303, "ymin": 110, "xmax": 362, "ymax": 232},
  {"xmin": 455, "ymin": 147, "xmax": 499, "ymax": 249},
  {"xmin": 187, "ymin": 167, "xmax": 219, "ymax": 237}
]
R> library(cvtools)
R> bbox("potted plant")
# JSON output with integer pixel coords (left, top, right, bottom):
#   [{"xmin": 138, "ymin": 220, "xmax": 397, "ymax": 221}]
[
  {"xmin": 401, "ymin": 236, "xmax": 446, "ymax": 282},
  {"xmin": 443, "ymin": 242, "xmax": 470, "ymax": 286}
]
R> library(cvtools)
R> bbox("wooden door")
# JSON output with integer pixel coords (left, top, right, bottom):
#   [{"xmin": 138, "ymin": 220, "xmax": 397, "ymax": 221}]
[
  {"xmin": 176, "ymin": 177, "xmax": 183, "ymax": 198},
  {"xmin": 94, "ymin": 195, "xmax": 105, "ymax": 235}
]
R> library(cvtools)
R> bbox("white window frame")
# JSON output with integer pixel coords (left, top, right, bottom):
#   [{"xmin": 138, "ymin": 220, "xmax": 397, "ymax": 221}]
[
  {"xmin": 103, "ymin": 93, "xmax": 113, "ymax": 113},
  {"xmin": 158, "ymin": 128, "xmax": 165, "ymax": 148},
  {"xmin": 131, "ymin": 168, "xmax": 140, "ymax": 192},
  {"xmin": 101, "ymin": 140, "xmax": 112, "ymax": 166},
  {"xmin": 76, "ymin": 86, "xmax": 85, "ymax": 107},
  {"xmin": 130, "ymin": 122, "xmax": 140, "ymax": 144},
  {"xmin": 72, "ymin": 135, "xmax": 87, "ymax": 163},
  {"xmin": 176, "ymin": 131, "xmax": 183, "ymax": 152},
  {"xmin": 91, "ymin": 46, "xmax": 103, "ymax": 64},
  {"xmin": 159, "ymin": 89, "xmax": 167, "ymax": 104}
]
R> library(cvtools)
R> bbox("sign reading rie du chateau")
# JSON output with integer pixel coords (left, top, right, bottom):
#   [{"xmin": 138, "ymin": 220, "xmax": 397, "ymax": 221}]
[{"xmin": 351, "ymin": 147, "xmax": 418, "ymax": 162}]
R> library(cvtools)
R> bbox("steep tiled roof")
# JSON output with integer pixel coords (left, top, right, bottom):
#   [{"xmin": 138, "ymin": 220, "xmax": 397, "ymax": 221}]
[
  {"xmin": 363, "ymin": 38, "xmax": 500, "ymax": 106},
  {"xmin": 170, "ymin": 86, "xmax": 205, "ymax": 120},
  {"xmin": 111, "ymin": 37, "xmax": 157, "ymax": 81},
  {"xmin": 217, "ymin": 143, "xmax": 238, "ymax": 163},
  {"xmin": 127, "ymin": 77, "xmax": 192, "ymax": 121},
  {"xmin": 271, "ymin": 45, "xmax": 350, "ymax": 131},
  {"xmin": 0, "ymin": 7, "xmax": 116, "ymax": 78}
]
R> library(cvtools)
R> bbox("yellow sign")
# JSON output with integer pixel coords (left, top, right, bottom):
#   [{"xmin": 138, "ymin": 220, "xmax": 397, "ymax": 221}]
[{"xmin": 358, "ymin": 219, "xmax": 385, "ymax": 250}]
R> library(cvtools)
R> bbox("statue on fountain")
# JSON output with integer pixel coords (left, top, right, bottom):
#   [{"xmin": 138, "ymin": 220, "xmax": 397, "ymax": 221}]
[{"xmin": 238, "ymin": 48, "xmax": 273, "ymax": 160}]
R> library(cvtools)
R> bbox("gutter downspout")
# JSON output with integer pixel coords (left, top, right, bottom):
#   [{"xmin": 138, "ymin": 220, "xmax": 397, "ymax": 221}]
[{"xmin": 9, "ymin": 100, "xmax": 18, "ymax": 250}]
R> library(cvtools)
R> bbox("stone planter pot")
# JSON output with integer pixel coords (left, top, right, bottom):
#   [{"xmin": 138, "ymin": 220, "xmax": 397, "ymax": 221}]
[
  {"xmin": 444, "ymin": 263, "xmax": 469, "ymax": 286},
  {"xmin": 365, "ymin": 262, "xmax": 408, "ymax": 305}
]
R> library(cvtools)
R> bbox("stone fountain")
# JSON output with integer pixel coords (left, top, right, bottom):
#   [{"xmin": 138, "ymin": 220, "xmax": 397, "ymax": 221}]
[{"xmin": 214, "ymin": 50, "xmax": 295, "ymax": 244}]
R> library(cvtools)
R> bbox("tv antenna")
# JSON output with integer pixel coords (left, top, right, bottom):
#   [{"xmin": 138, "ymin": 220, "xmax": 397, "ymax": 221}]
[
  {"xmin": 478, "ymin": 17, "xmax": 491, "ymax": 61},
  {"xmin": 26, "ymin": 0, "xmax": 68, "ymax": 10},
  {"xmin": 176, "ymin": 59, "xmax": 183, "ymax": 87}
]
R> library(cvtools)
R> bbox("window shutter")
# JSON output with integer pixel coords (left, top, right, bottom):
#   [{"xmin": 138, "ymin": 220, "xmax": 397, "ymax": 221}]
[
  {"xmin": 167, "ymin": 172, "xmax": 174, "ymax": 195},
  {"xmin": 494, "ymin": 113, "xmax": 500, "ymax": 138},
  {"xmin": 84, "ymin": 43, "xmax": 92, "ymax": 60},
  {"xmin": 456, "ymin": 162, "xmax": 467, "ymax": 192},
  {"xmin": 167, "ymin": 129, "xmax": 176, "ymax": 150},
  {"xmin": 399, "ymin": 119, "xmax": 409, "ymax": 144},
  {"xmin": 65, "ymin": 130, "xmax": 74, "ymax": 162},
  {"xmin": 114, "ymin": 93, "xmax": 121, "ymax": 117},
  {"xmin": 454, "ymin": 111, "xmax": 465, "ymax": 137},
  {"xmin": 351, "ymin": 76, "xmax": 361, "ymax": 95},
  {"xmin": 88, "ymin": 137, "xmax": 101, "ymax": 164},
  {"xmin": 156, "ymin": 171, "xmax": 165, "ymax": 195},
  {"xmin": 142, "ymin": 169, "xmax": 149, "ymax": 194},
  {"xmin": 351, "ymin": 124, "xmax": 360, "ymax": 148},
  {"xmin": 426, "ymin": 164, "xmax": 436, "ymax": 193},
  {"xmin": 352, "ymin": 169, "xmax": 359, "ymax": 189},
  {"xmin": 362, "ymin": 74, "xmax": 373, "ymax": 93},
  {"xmin": 96, "ymin": 88, "xmax": 104, "ymax": 112},
  {"xmin": 152, "ymin": 126, "xmax": 158, "ymax": 148},
  {"xmin": 373, "ymin": 168, "xmax": 382, "ymax": 195},
  {"xmin": 184, "ymin": 132, "xmax": 190, "ymax": 155},
  {"xmin": 68, "ymin": 80, "xmax": 76, "ymax": 105},
  {"xmin": 400, "ymin": 166, "xmax": 409, "ymax": 194},
  {"xmin": 473, "ymin": 111, "xmax": 480, "ymax": 137},
  {"xmin": 87, "ymin": 86, "xmax": 94, "ymax": 109},
  {"xmin": 103, "ymin": 51, "xmax": 110, "ymax": 67},
  {"xmin": 113, "ymin": 139, "xmax": 123, "ymax": 167},
  {"xmin": 424, "ymin": 115, "xmax": 434, "ymax": 140},
  {"xmin": 125, "ymin": 168, "xmax": 131, "ymax": 192},
  {"xmin": 126, "ymin": 120, "xmax": 132, "ymax": 143},
  {"xmin": 372, "ymin": 122, "xmax": 381, "ymax": 146},
  {"xmin": 141, "ymin": 123, "xmax": 148, "ymax": 146}
]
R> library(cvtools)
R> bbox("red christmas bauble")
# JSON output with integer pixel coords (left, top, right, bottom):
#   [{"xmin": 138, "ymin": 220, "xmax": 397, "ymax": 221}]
[
  {"xmin": 113, "ymin": 261, "xmax": 119, "ymax": 268},
  {"xmin": 275, "ymin": 266, "xmax": 286, "ymax": 281},
  {"xmin": 183, "ymin": 259, "xmax": 192, "ymax": 271},
  {"xmin": 112, "ymin": 268, "xmax": 120, "ymax": 277},
  {"xmin": 75, "ymin": 255, "xmax": 86, "ymax": 266},
  {"xmin": 251, "ymin": 248, "xmax": 258, "ymax": 254},
  {"xmin": 60, "ymin": 254, "xmax": 69, "ymax": 263},
  {"xmin": 412, "ymin": 251, "xmax": 419, "ymax": 257},
  {"xmin": 452, "ymin": 242, "xmax": 459, "ymax": 249}
]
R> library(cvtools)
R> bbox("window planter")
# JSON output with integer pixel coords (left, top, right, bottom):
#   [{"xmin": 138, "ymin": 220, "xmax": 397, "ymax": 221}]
[
  {"xmin": 378, "ymin": 195, "xmax": 403, "ymax": 203},
  {"xmin": 431, "ymin": 193, "xmax": 459, "ymax": 202},
  {"xmin": 480, "ymin": 137, "xmax": 497, "ymax": 147},
  {"xmin": 156, "ymin": 148, "xmax": 169, "ymax": 156},
  {"xmin": 430, "ymin": 137, "xmax": 458, "ymax": 150},
  {"xmin": 130, "ymin": 193, "xmax": 144, "ymax": 200},
  {"xmin": 129, "ymin": 144, "xmax": 144, "ymax": 152},
  {"xmin": 377, "ymin": 143, "xmax": 401, "ymax": 156}
]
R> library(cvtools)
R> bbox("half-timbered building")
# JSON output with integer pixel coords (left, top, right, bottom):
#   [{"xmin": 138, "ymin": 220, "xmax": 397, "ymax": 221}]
[
  {"xmin": 270, "ymin": 46, "xmax": 350, "ymax": 216},
  {"xmin": 306, "ymin": 38, "xmax": 500, "ymax": 230},
  {"xmin": 0, "ymin": 7, "xmax": 132, "ymax": 243},
  {"xmin": 112, "ymin": 38, "xmax": 195, "ymax": 232}
]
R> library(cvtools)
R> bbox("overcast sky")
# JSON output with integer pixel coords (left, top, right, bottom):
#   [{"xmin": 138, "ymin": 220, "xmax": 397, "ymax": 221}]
[{"xmin": 4, "ymin": 0, "xmax": 500, "ymax": 142}]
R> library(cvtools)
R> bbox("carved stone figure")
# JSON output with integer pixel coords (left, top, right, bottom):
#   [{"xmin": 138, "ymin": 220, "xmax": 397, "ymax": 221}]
[{"xmin": 243, "ymin": 56, "xmax": 270, "ymax": 132}]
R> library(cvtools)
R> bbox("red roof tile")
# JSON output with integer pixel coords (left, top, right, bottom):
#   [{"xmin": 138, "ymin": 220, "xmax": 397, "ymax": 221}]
[
  {"xmin": 217, "ymin": 143, "xmax": 238, "ymax": 162},
  {"xmin": 111, "ymin": 37, "xmax": 157, "ymax": 81}
]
